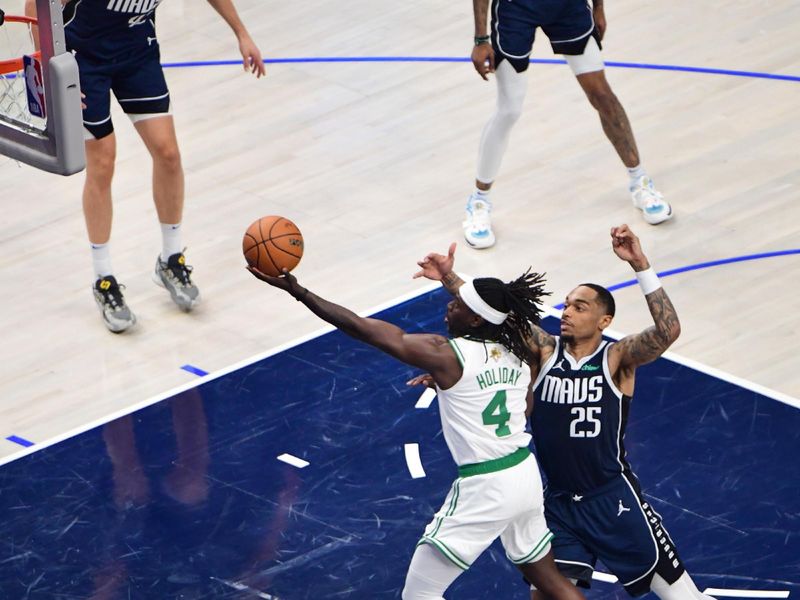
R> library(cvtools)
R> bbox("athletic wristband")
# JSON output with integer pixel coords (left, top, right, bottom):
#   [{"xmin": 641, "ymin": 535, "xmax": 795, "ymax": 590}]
[
  {"xmin": 635, "ymin": 267, "xmax": 661, "ymax": 295},
  {"xmin": 474, "ymin": 35, "xmax": 491, "ymax": 46}
]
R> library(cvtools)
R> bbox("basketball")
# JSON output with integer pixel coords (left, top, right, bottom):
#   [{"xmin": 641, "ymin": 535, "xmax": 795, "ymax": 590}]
[{"xmin": 242, "ymin": 216, "xmax": 304, "ymax": 277}]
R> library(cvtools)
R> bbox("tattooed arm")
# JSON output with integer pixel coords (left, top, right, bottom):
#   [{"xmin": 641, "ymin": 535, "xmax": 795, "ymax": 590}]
[{"xmin": 608, "ymin": 225, "xmax": 681, "ymax": 390}]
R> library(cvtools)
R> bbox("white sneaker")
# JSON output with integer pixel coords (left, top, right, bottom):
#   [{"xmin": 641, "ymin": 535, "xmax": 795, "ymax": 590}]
[
  {"xmin": 463, "ymin": 193, "xmax": 496, "ymax": 249},
  {"xmin": 630, "ymin": 176, "xmax": 672, "ymax": 225}
]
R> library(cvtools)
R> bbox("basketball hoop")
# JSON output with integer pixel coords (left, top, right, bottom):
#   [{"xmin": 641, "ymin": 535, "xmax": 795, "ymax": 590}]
[{"xmin": 0, "ymin": 15, "xmax": 43, "ymax": 130}]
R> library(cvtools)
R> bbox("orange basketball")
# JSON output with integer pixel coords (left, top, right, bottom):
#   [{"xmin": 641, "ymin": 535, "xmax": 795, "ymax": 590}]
[{"xmin": 242, "ymin": 216, "xmax": 304, "ymax": 277}]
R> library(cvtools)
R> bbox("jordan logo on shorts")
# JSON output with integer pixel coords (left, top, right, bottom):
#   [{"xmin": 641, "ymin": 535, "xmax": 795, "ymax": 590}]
[{"xmin": 617, "ymin": 500, "xmax": 630, "ymax": 516}]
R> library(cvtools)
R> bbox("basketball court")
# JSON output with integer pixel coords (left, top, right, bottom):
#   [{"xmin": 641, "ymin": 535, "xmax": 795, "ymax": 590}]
[{"xmin": 0, "ymin": 0, "xmax": 798, "ymax": 597}]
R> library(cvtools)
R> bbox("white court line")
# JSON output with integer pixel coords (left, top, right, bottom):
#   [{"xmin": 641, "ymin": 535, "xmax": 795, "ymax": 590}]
[
  {"xmin": 592, "ymin": 571, "xmax": 619, "ymax": 583},
  {"xmin": 2, "ymin": 278, "xmax": 797, "ymax": 467},
  {"xmin": 703, "ymin": 589, "xmax": 790, "ymax": 598},
  {"xmin": 404, "ymin": 443, "xmax": 426, "ymax": 479},
  {"xmin": 277, "ymin": 453, "xmax": 310, "ymax": 468},
  {"xmin": 415, "ymin": 388, "xmax": 437, "ymax": 409}
]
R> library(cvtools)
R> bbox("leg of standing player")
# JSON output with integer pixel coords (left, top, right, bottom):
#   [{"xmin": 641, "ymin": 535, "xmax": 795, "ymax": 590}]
[
  {"xmin": 562, "ymin": 1, "xmax": 672, "ymax": 224},
  {"xmin": 464, "ymin": 0, "xmax": 535, "ymax": 249}
]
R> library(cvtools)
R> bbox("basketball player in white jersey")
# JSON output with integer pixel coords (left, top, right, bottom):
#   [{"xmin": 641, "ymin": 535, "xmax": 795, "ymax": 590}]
[
  {"xmin": 246, "ymin": 265, "xmax": 583, "ymax": 600},
  {"xmin": 414, "ymin": 225, "xmax": 715, "ymax": 600},
  {"xmin": 463, "ymin": 0, "xmax": 672, "ymax": 249}
]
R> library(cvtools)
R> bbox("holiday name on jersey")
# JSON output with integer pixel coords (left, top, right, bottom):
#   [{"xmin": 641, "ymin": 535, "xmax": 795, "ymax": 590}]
[
  {"xmin": 476, "ymin": 367, "xmax": 523, "ymax": 390},
  {"xmin": 539, "ymin": 374, "xmax": 603, "ymax": 404}
]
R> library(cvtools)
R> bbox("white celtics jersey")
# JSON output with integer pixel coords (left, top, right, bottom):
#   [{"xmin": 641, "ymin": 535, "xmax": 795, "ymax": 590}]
[{"xmin": 435, "ymin": 338, "xmax": 532, "ymax": 466}]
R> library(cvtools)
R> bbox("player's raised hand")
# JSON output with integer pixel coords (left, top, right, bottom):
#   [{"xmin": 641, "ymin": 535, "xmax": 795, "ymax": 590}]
[
  {"xmin": 238, "ymin": 33, "xmax": 266, "ymax": 78},
  {"xmin": 413, "ymin": 242, "xmax": 457, "ymax": 281},
  {"xmin": 471, "ymin": 43, "xmax": 495, "ymax": 81},
  {"xmin": 246, "ymin": 266, "xmax": 303, "ymax": 296},
  {"xmin": 611, "ymin": 225, "xmax": 648, "ymax": 269}
]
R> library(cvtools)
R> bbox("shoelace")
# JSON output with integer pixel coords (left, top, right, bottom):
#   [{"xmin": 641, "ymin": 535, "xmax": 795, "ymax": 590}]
[
  {"xmin": 167, "ymin": 259, "xmax": 194, "ymax": 286},
  {"xmin": 100, "ymin": 283, "xmax": 126, "ymax": 310}
]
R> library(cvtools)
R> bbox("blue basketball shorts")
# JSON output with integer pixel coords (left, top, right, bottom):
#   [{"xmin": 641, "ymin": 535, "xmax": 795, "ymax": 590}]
[
  {"xmin": 544, "ymin": 475, "xmax": 686, "ymax": 597},
  {"xmin": 74, "ymin": 42, "xmax": 171, "ymax": 140},
  {"xmin": 490, "ymin": 0, "xmax": 602, "ymax": 72}
]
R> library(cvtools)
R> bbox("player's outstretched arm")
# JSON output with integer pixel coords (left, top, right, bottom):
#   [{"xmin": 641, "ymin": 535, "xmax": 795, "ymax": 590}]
[
  {"xmin": 609, "ymin": 225, "xmax": 681, "ymax": 370},
  {"xmin": 206, "ymin": 0, "xmax": 266, "ymax": 78},
  {"xmin": 247, "ymin": 267, "xmax": 461, "ymax": 386}
]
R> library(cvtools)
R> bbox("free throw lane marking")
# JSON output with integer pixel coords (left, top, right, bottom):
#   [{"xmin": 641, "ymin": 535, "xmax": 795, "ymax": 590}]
[
  {"xmin": 703, "ymin": 590, "xmax": 790, "ymax": 598},
  {"xmin": 404, "ymin": 443, "xmax": 426, "ymax": 479},
  {"xmin": 277, "ymin": 453, "xmax": 309, "ymax": 468},
  {"xmin": 415, "ymin": 388, "xmax": 436, "ymax": 409}
]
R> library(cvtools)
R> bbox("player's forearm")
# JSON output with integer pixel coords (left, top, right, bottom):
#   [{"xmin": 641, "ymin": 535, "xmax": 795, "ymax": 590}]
[
  {"xmin": 642, "ymin": 286, "xmax": 680, "ymax": 348},
  {"xmin": 441, "ymin": 271, "xmax": 465, "ymax": 297},
  {"xmin": 472, "ymin": 0, "xmax": 490, "ymax": 37},
  {"xmin": 206, "ymin": 0, "xmax": 249, "ymax": 38},
  {"xmin": 592, "ymin": 0, "xmax": 604, "ymax": 8},
  {"xmin": 296, "ymin": 288, "xmax": 403, "ymax": 350}
]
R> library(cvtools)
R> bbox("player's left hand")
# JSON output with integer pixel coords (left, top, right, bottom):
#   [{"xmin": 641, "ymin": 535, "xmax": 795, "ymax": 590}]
[
  {"xmin": 413, "ymin": 242, "xmax": 457, "ymax": 281},
  {"xmin": 611, "ymin": 224, "xmax": 648, "ymax": 269},
  {"xmin": 238, "ymin": 34, "xmax": 266, "ymax": 78},
  {"xmin": 593, "ymin": 4, "xmax": 607, "ymax": 41},
  {"xmin": 246, "ymin": 266, "xmax": 303, "ymax": 296}
]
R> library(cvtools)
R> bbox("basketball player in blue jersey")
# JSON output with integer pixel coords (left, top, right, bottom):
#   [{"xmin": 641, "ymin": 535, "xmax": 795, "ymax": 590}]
[
  {"xmin": 26, "ymin": 0, "xmax": 264, "ymax": 332},
  {"xmin": 415, "ymin": 225, "xmax": 714, "ymax": 600},
  {"xmin": 246, "ymin": 265, "xmax": 583, "ymax": 600},
  {"xmin": 462, "ymin": 0, "xmax": 672, "ymax": 249}
]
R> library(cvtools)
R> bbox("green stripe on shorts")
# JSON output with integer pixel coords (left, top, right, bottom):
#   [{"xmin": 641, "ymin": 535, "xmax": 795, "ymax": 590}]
[{"xmin": 510, "ymin": 531, "xmax": 554, "ymax": 564}]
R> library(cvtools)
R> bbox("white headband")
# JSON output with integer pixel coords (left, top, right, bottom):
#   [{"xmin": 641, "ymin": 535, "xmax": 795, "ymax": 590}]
[{"xmin": 459, "ymin": 279, "xmax": 509, "ymax": 325}]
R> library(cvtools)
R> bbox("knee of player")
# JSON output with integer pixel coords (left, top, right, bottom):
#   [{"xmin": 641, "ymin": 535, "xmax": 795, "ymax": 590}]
[
  {"xmin": 152, "ymin": 142, "xmax": 182, "ymax": 170},
  {"xmin": 86, "ymin": 149, "xmax": 117, "ymax": 180}
]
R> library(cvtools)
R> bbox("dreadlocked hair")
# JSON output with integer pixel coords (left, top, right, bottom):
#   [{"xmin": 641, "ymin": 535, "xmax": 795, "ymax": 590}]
[{"xmin": 463, "ymin": 269, "xmax": 550, "ymax": 363}]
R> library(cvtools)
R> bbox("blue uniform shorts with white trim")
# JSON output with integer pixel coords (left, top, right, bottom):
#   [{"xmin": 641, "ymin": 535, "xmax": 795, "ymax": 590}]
[
  {"xmin": 76, "ymin": 43, "xmax": 170, "ymax": 140},
  {"xmin": 544, "ymin": 475, "xmax": 686, "ymax": 597},
  {"xmin": 491, "ymin": 0, "xmax": 602, "ymax": 72}
]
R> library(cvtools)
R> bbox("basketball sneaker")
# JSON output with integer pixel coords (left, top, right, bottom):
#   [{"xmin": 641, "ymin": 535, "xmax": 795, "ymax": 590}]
[
  {"xmin": 153, "ymin": 251, "xmax": 200, "ymax": 311},
  {"xmin": 463, "ymin": 193, "xmax": 495, "ymax": 249},
  {"xmin": 93, "ymin": 275, "xmax": 136, "ymax": 333},
  {"xmin": 630, "ymin": 176, "xmax": 672, "ymax": 225}
]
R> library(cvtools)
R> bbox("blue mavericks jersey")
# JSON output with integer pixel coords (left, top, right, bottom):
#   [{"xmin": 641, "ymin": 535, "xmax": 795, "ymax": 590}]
[
  {"xmin": 531, "ymin": 338, "xmax": 632, "ymax": 493},
  {"xmin": 64, "ymin": 0, "xmax": 164, "ymax": 58}
]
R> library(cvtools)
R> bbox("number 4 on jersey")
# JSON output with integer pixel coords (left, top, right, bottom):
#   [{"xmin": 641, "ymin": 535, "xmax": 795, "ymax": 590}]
[{"xmin": 482, "ymin": 391, "xmax": 511, "ymax": 437}]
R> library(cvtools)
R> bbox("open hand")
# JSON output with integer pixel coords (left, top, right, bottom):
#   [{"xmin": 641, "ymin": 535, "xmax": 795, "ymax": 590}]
[
  {"xmin": 413, "ymin": 242, "xmax": 456, "ymax": 281},
  {"xmin": 246, "ymin": 266, "xmax": 302, "ymax": 295},
  {"xmin": 239, "ymin": 34, "xmax": 266, "ymax": 78}
]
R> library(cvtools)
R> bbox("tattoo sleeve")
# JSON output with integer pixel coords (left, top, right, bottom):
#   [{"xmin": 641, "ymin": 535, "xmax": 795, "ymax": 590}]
[
  {"xmin": 616, "ymin": 287, "xmax": 681, "ymax": 367},
  {"xmin": 441, "ymin": 271, "xmax": 464, "ymax": 296}
]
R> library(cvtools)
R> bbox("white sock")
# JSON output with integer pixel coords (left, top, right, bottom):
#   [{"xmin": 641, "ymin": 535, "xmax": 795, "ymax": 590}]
[
  {"xmin": 91, "ymin": 242, "xmax": 113, "ymax": 279},
  {"xmin": 160, "ymin": 222, "xmax": 182, "ymax": 262},
  {"xmin": 628, "ymin": 164, "xmax": 648, "ymax": 183}
]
